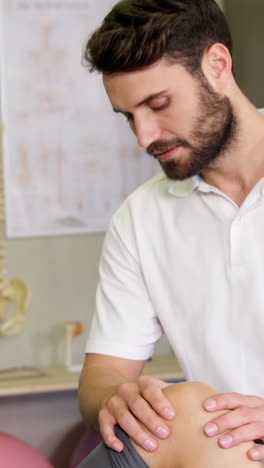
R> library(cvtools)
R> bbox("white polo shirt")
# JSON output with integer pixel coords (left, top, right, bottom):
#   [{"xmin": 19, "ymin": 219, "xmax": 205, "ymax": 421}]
[{"xmin": 86, "ymin": 171, "xmax": 264, "ymax": 396}]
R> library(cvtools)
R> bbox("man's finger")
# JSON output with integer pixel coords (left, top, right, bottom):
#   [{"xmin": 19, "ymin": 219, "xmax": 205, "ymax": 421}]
[
  {"xmin": 204, "ymin": 392, "xmax": 264, "ymax": 412},
  {"xmin": 115, "ymin": 409, "xmax": 159, "ymax": 452},
  {"xmin": 139, "ymin": 379, "xmax": 175, "ymax": 420},
  {"xmin": 216, "ymin": 422, "xmax": 264, "ymax": 450},
  {"xmin": 248, "ymin": 445, "xmax": 264, "ymax": 462},
  {"xmin": 125, "ymin": 391, "xmax": 171, "ymax": 440},
  {"xmin": 204, "ymin": 407, "xmax": 264, "ymax": 437},
  {"xmin": 105, "ymin": 394, "xmax": 159, "ymax": 451},
  {"xmin": 98, "ymin": 407, "xmax": 123, "ymax": 452},
  {"xmin": 117, "ymin": 378, "xmax": 172, "ymax": 439}
]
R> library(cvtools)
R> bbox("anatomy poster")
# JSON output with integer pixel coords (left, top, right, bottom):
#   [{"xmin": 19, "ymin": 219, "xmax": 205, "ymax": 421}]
[{"xmin": 0, "ymin": 0, "xmax": 158, "ymax": 237}]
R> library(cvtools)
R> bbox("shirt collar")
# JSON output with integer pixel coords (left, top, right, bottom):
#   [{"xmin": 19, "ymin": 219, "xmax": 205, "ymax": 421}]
[
  {"xmin": 168, "ymin": 175, "xmax": 203, "ymax": 197},
  {"xmin": 168, "ymin": 174, "xmax": 264, "ymax": 199}
]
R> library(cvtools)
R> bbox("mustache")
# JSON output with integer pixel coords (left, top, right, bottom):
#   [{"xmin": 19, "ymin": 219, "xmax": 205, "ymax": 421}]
[{"xmin": 146, "ymin": 138, "xmax": 191, "ymax": 158}]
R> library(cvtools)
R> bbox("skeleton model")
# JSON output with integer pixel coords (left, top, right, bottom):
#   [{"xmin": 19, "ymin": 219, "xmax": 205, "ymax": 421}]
[{"xmin": 0, "ymin": 126, "xmax": 31, "ymax": 336}]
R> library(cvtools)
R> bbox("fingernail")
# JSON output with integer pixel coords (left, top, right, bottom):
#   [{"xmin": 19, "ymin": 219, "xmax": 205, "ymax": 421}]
[
  {"xmin": 163, "ymin": 408, "xmax": 175, "ymax": 419},
  {"xmin": 250, "ymin": 449, "xmax": 260, "ymax": 459},
  {"xmin": 112, "ymin": 442, "xmax": 122, "ymax": 452},
  {"xmin": 156, "ymin": 426, "xmax": 169, "ymax": 438},
  {"xmin": 205, "ymin": 399, "xmax": 217, "ymax": 410},
  {"xmin": 143, "ymin": 439, "xmax": 158, "ymax": 452},
  {"xmin": 205, "ymin": 423, "xmax": 218, "ymax": 436},
  {"xmin": 220, "ymin": 435, "xmax": 233, "ymax": 448}
]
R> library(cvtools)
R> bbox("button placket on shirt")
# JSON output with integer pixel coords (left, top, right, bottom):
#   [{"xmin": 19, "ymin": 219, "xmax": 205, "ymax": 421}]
[
  {"xmin": 197, "ymin": 179, "xmax": 264, "ymax": 269},
  {"xmin": 229, "ymin": 192, "xmax": 264, "ymax": 267},
  {"xmin": 229, "ymin": 215, "xmax": 245, "ymax": 267}
]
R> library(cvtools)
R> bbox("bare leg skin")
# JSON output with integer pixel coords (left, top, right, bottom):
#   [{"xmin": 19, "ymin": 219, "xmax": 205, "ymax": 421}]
[{"xmin": 131, "ymin": 382, "xmax": 262, "ymax": 468}]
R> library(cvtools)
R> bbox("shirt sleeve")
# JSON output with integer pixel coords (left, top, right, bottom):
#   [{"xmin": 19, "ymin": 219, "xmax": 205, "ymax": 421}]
[{"xmin": 85, "ymin": 205, "xmax": 163, "ymax": 360}]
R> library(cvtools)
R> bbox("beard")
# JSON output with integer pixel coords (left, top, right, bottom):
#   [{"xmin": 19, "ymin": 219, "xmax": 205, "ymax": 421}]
[{"xmin": 146, "ymin": 74, "xmax": 238, "ymax": 180}]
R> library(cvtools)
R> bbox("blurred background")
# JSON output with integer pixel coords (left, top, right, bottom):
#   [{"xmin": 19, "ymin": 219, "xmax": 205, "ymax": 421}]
[{"xmin": 0, "ymin": 1, "xmax": 263, "ymax": 466}]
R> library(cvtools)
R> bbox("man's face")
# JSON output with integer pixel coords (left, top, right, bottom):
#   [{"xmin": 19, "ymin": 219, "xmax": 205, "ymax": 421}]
[{"xmin": 103, "ymin": 59, "xmax": 237, "ymax": 180}]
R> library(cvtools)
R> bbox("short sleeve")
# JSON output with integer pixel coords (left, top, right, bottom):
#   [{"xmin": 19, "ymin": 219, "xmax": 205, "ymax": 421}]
[{"xmin": 85, "ymin": 206, "xmax": 163, "ymax": 360}]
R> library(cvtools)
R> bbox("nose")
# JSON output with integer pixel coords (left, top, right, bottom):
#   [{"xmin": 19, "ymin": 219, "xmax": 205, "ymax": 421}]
[{"xmin": 134, "ymin": 115, "xmax": 161, "ymax": 148}]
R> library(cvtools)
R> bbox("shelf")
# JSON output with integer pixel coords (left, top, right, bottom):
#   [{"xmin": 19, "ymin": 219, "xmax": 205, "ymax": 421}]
[{"xmin": 0, "ymin": 353, "xmax": 184, "ymax": 397}]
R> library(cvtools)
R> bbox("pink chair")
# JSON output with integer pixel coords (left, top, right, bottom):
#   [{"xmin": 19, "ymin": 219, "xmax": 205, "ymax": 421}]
[{"xmin": 0, "ymin": 432, "xmax": 53, "ymax": 467}]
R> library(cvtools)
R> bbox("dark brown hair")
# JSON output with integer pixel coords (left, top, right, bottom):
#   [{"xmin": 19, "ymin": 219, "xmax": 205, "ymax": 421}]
[{"xmin": 83, "ymin": 0, "xmax": 232, "ymax": 75}]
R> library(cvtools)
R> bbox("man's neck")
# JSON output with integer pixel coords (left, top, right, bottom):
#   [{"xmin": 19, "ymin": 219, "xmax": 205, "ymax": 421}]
[{"xmin": 201, "ymin": 96, "xmax": 264, "ymax": 207}]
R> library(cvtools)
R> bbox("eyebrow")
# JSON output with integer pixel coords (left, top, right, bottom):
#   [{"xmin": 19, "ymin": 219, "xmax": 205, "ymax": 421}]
[{"xmin": 113, "ymin": 90, "xmax": 169, "ymax": 114}]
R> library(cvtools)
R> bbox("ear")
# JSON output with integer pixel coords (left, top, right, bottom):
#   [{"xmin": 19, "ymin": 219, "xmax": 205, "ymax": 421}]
[{"xmin": 201, "ymin": 43, "xmax": 233, "ymax": 91}]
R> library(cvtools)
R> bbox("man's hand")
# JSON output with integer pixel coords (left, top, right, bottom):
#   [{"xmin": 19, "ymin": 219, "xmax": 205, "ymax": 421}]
[
  {"xmin": 203, "ymin": 392, "xmax": 264, "ymax": 461},
  {"xmin": 98, "ymin": 376, "xmax": 175, "ymax": 453}
]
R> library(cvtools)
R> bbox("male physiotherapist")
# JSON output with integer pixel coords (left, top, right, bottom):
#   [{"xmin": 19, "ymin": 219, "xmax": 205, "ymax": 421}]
[{"xmin": 79, "ymin": 0, "xmax": 264, "ymax": 464}]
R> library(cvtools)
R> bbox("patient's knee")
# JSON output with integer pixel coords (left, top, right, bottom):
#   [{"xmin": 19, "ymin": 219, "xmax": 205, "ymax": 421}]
[
  {"xmin": 132, "ymin": 382, "xmax": 259, "ymax": 468},
  {"xmin": 132, "ymin": 382, "xmax": 221, "ymax": 468},
  {"xmin": 163, "ymin": 381, "xmax": 216, "ymax": 416}
]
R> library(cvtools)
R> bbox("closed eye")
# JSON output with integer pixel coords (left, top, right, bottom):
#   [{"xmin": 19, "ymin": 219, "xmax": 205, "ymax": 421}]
[
  {"xmin": 120, "ymin": 96, "xmax": 169, "ymax": 124},
  {"xmin": 150, "ymin": 103, "xmax": 168, "ymax": 111},
  {"xmin": 149, "ymin": 97, "xmax": 169, "ymax": 111},
  {"xmin": 123, "ymin": 102, "xmax": 167, "ymax": 123}
]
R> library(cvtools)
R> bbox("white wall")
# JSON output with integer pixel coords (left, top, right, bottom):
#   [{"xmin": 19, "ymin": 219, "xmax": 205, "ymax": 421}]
[
  {"xmin": 0, "ymin": 232, "xmax": 170, "ymax": 370},
  {"xmin": 225, "ymin": 0, "xmax": 264, "ymax": 108},
  {"xmin": 0, "ymin": 234, "xmax": 103, "ymax": 369}
]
